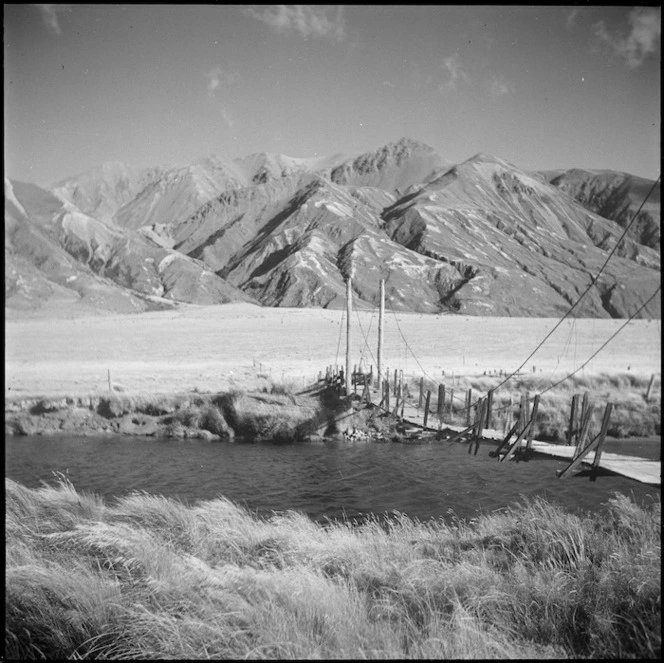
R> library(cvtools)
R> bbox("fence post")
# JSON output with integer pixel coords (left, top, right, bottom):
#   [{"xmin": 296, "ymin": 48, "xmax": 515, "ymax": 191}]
[
  {"xmin": 466, "ymin": 388, "xmax": 472, "ymax": 426},
  {"xmin": 580, "ymin": 392, "xmax": 589, "ymax": 425},
  {"xmin": 424, "ymin": 390, "xmax": 431, "ymax": 427},
  {"xmin": 486, "ymin": 389, "xmax": 494, "ymax": 429},
  {"xmin": 590, "ymin": 403, "xmax": 613, "ymax": 481},
  {"xmin": 646, "ymin": 374, "xmax": 655, "ymax": 402},
  {"xmin": 419, "ymin": 377, "xmax": 424, "ymax": 408},
  {"xmin": 524, "ymin": 394, "xmax": 540, "ymax": 458},
  {"xmin": 394, "ymin": 369, "xmax": 398, "ymax": 394},
  {"xmin": 567, "ymin": 393, "xmax": 579, "ymax": 446},
  {"xmin": 437, "ymin": 384, "xmax": 445, "ymax": 424}
]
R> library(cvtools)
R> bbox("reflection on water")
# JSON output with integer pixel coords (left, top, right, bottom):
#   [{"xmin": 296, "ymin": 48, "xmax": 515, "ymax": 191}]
[{"xmin": 5, "ymin": 435, "xmax": 660, "ymax": 523}]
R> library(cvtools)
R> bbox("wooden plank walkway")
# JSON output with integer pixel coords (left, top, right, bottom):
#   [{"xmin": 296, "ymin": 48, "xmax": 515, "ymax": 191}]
[{"xmin": 379, "ymin": 392, "xmax": 661, "ymax": 487}]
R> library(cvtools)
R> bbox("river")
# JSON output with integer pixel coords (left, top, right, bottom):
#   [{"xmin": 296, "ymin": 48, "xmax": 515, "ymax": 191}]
[{"xmin": 5, "ymin": 435, "xmax": 660, "ymax": 524}]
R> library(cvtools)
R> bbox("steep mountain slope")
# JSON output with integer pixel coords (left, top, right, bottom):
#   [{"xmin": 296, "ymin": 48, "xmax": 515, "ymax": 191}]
[
  {"xmin": 6, "ymin": 179, "xmax": 252, "ymax": 315},
  {"xmin": 51, "ymin": 162, "xmax": 163, "ymax": 224},
  {"xmin": 329, "ymin": 137, "xmax": 450, "ymax": 194},
  {"xmin": 542, "ymin": 168, "xmax": 660, "ymax": 249},
  {"xmin": 7, "ymin": 139, "xmax": 660, "ymax": 319},
  {"xmin": 381, "ymin": 154, "xmax": 660, "ymax": 317},
  {"xmin": 216, "ymin": 177, "xmax": 462, "ymax": 311}
]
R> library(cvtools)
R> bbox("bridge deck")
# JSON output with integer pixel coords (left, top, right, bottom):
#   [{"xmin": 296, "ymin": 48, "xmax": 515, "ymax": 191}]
[{"xmin": 368, "ymin": 390, "xmax": 661, "ymax": 486}]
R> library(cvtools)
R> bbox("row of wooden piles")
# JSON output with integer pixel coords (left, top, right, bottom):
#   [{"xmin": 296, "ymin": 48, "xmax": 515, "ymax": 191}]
[{"xmin": 322, "ymin": 365, "xmax": 616, "ymax": 480}]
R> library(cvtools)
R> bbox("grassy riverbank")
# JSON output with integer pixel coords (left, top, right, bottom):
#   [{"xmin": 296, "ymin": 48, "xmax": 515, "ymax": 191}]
[
  {"xmin": 4, "ymin": 381, "xmax": 338, "ymax": 442},
  {"xmin": 4, "ymin": 371, "xmax": 661, "ymax": 442},
  {"xmin": 6, "ymin": 477, "xmax": 660, "ymax": 659}
]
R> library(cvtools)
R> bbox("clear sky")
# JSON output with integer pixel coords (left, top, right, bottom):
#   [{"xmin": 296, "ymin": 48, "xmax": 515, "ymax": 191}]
[{"xmin": 4, "ymin": 4, "xmax": 661, "ymax": 187}]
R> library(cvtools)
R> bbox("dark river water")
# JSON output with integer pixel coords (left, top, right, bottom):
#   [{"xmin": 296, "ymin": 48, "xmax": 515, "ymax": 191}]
[{"xmin": 5, "ymin": 435, "xmax": 660, "ymax": 524}]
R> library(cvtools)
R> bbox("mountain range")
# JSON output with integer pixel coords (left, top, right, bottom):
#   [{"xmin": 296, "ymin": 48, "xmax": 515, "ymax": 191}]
[{"xmin": 5, "ymin": 137, "xmax": 660, "ymax": 318}]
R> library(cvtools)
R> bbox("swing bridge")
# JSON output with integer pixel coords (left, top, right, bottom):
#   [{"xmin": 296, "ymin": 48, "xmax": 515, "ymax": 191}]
[{"xmin": 319, "ymin": 276, "xmax": 660, "ymax": 487}]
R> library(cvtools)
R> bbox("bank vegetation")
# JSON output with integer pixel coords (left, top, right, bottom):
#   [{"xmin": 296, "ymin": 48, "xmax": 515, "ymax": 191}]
[{"xmin": 5, "ymin": 477, "xmax": 661, "ymax": 659}]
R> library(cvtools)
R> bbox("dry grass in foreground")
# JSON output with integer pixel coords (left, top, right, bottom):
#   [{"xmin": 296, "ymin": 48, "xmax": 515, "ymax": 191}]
[{"xmin": 6, "ymin": 477, "xmax": 660, "ymax": 659}]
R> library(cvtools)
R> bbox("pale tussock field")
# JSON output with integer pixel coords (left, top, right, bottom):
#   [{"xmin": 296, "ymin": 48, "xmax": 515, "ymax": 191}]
[{"xmin": 5, "ymin": 302, "xmax": 661, "ymax": 399}]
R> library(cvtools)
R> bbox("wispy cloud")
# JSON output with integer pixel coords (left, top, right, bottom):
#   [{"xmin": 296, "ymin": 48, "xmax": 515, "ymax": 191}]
[
  {"xmin": 564, "ymin": 7, "xmax": 581, "ymax": 31},
  {"xmin": 438, "ymin": 54, "xmax": 470, "ymax": 93},
  {"xmin": 488, "ymin": 75, "xmax": 512, "ymax": 98},
  {"xmin": 243, "ymin": 5, "xmax": 345, "ymax": 41},
  {"xmin": 32, "ymin": 4, "xmax": 71, "ymax": 36},
  {"xmin": 205, "ymin": 67, "xmax": 240, "ymax": 98},
  {"xmin": 204, "ymin": 66, "xmax": 239, "ymax": 129},
  {"xmin": 218, "ymin": 105, "xmax": 235, "ymax": 129},
  {"xmin": 593, "ymin": 7, "xmax": 661, "ymax": 68}
]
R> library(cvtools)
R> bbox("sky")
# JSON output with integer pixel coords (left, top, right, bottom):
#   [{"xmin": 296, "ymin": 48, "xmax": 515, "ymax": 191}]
[{"xmin": 4, "ymin": 4, "xmax": 661, "ymax": 187}]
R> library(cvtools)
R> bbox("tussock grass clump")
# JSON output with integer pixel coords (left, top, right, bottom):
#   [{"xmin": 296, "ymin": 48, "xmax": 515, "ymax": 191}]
[{"xmin": 6, "ymin": 476, "xmax": 660, "ymax": 659}]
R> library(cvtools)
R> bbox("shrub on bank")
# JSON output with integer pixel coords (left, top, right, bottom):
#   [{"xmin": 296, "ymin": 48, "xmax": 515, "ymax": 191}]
[{"xmin": 5, "ymin": 477, "xmax": 660, "ymax": 659}]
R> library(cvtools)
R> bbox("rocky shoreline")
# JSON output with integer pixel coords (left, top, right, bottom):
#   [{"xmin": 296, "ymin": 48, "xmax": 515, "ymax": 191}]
[{"xmin": 4, "ymin": 388, "xmax": 396, "ymax": 443}]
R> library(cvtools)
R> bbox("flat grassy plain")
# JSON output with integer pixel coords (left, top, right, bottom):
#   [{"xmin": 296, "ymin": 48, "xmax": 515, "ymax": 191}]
[{"xmin": 5, "ymin": 302, "xmax": 661, "ymax": 398}]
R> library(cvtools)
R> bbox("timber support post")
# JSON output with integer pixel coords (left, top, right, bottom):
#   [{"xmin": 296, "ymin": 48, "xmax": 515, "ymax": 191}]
[
  {"xmin": 377, "ymin": 279, "xmax": 384, "ymax": 392},
  {"xmin": 419, "ymin": 377, "xmax": 424, "ymax": 408},
  {"xmin": 567, "ymin": 393, "xmax": 580, "ymax": 446},
  {"xmin": 590, "ymin": 403, "xmax": 613, "ymax": 481},
  {"xmin": 486, "ymin": 389, "xmax": 494, "ymax": 429},
  {"xmin": 558, "ymin": 402, "xmax": 612, "ymax": 480},
  {"xmin": 437, "ymin": 384, "xmax": 445, "ymax": 425},
  {"xmin": 424, "ymin": 390, "xmax": 431, "ymax": 428},
  {"xmin": 522, "ymin": 394, "xmax": 540, "ymax": 460},
  {"xmin": 469, "ymin": 398, "xmax": 486, "ymax": 455},
  {"xmin": 466, "ymin": 389, "xmax": 472, "ymax": 426},
  {"xmin": 573, "ymin": 402, "xmax": 595, "ymax": 461},
  {"xmin": 646, "ymin": 374, "xmax": 655, "ymax": 402},
  {"xmin": 345, "ymin": 277, "xmax": 352, "ymax": 397}
]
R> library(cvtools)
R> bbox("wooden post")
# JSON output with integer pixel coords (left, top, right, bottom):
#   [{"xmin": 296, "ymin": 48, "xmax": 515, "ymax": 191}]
[
  {"xmin": 486, "ymin": 389, "xmax": 494, "ymax": 429},
  {"xmin": 393, "ymin": 382, "xmax": 401, "ymax": 418},
  {"xmin": 393, "ymin": 369, "xmax": 398, "ymax": 394},
  {"xmin": 646, "ymin": 374, "xmax": 655, "ymax": 402},
  {"xmin": 384, "ymin": 380, "xmax": 390, "ymax": 412},
  {"xmin": 419, "ymin": 377, "xmax": 424, "ymax": 408},
  {"xmin": 437, "ymin": 384, "xmax": 445, "ymax": 423},
  {"xmin": 523, "ymin": 394, "xmax": 540, "ymax": 458},
  {"xmin": 449, "ymin": 387, "xmax": 454, "ymax": 419},
  {"xmin": 377, "ymin": 279, "xmax": 384, "ymax": 391},
  {"xmin": 590, "ymin": 403, "xmax": 613, "ymax": 481},
  {"xmin": 345, "ymin": 277, "xmax": 352, "ymax": 396},
  {"xmin": 469, "ymin": 398, "xmax": 486, "ymax": 455},
  {"xmin": 362, "ymin": 375, "xmax": 372, "ymax": 404},
  {"xmin": 108, "ymin": 369, "xmax": 112, "ymax": 393},
  {"xmin": 524, "ymin": 391, "xmax": 531, "ymax": 426},
  {"xmin": 580, "ymin": 392, "xmax": 589, "ymax": 425},
  {"xmin": 424, "ymin": 390, "xmax": 431, "ymax": 427},
  {"xmin": 466, "ymin": 388, "xmax": 472, "ymax": 426},
  {"xmin": 567, "ymin": 393, "xmax": 579, "ymax": 446},
  {"xmin": 504, "ymin": 395, "xmax": 513, "ymax": 435},
  {"xmin": 573, "ymin": 403, "xmax": 595, "ymax": 460}
]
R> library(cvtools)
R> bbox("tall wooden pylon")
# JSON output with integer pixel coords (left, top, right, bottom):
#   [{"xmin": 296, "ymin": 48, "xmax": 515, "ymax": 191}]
[
  {"xmin": 345, "ymin": 276, "xmax": 352, "ymax": 396},
  {"xmin": 377, "ymin": 278, "xmax": 385, "ymax": 389}
]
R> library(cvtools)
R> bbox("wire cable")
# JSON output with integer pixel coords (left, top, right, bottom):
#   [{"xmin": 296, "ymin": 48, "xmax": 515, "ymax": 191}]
[
  {"xmin": 486, "ymin": 175, "xmax": 660, "ymax": 395},
  {"xmin": 539, "ymin": 286, "xmax": 661, "ymax": 395}
]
